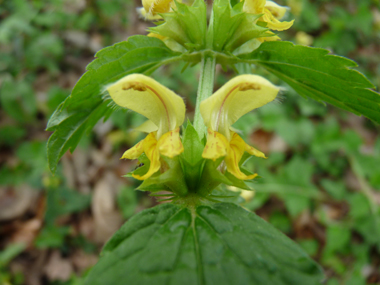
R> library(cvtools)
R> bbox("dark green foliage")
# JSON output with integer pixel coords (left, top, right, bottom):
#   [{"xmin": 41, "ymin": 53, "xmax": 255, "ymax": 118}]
[
  {"xmin": 85, "ymin": 203, "xmax": 324, "ymax": 285},
  {"xmin": 239, "ymin": 41, "xmax": 380, "ymax": 124}
]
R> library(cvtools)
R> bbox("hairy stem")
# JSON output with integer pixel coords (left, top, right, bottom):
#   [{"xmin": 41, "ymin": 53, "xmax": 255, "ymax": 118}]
[
  {"xmin": 193, "ymin": 6, "xmax": 216, "ymax": 138},
  {"xmin": 193, "ymin": 55, "xmax": 216, "ymax": 137}
]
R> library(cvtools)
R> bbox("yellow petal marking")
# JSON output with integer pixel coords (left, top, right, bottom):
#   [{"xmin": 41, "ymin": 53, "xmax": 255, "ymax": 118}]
[
  {"xmin": 132, "ymin": 133, "xmax": 161, "ymax": 180},
  {"xmin": 158, "ymin": 128, "xmax": 184, "ymax": 158},
  {"xmin": 121, "ymin": 139, "xmax": 144, "ymax": 160},
  {"xmin": 200, "ymin": 75, "xmax": 279, "ymax": 140},
  {"xmin": 107, "ymin": 74, "xmax": 185, "ymax": 138},
  {"xmin": 202, "ymin": 129, "xmax": 229, "ymax": 161},
  {"xmin": 225, "ymin": 133, "xmax": 258, "ymax": 180}
]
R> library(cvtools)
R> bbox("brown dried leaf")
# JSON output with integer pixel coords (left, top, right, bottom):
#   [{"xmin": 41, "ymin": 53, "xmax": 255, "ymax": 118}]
[
  {"xmin": 91, "ymin": 172, "xmax": 123, "ymax": 243},
  {"xmin": 0, "ymin": 185, "xmax": 39, "ymax": 221},
  {"xmin": 44, "ymin": 251, "xmax": 73, "ymax": 282}
]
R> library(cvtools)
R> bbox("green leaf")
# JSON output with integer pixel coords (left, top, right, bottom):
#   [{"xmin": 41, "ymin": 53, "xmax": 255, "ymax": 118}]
[
  {"xmin": 0, "ymin": 243, "xmax": 26, "ymax": 267},
  {"xmin": 323, "ymin": 226, "xmax": 351, "ymax": 256},
  {"xmin": 46, "ymin": 35, "xmax": 182, "ymax": 173},
  {"xmin": 0, "ymin": 78, "xmax": 37, "ymax": 123},
  {"xmin": 44, "ymin": 187, "xmax": 91, "ymax": 225},
  {"xmin": 85, "ymin": 203, "xmax": 323, "ymax": 284},
  {"xmin": 320, "ymin": 179, "xmax": 346, "ymax": 200},
  {"xmin": 239, "ymin": 41, "xmax": 380, "ymax": 124},
  {"xmin": 0, "ymin": 126, "xmax": 26, "ymax": 146},
  {"xmin": 34, "ymin": 226, "xmax": 71, "ymax": 249}
]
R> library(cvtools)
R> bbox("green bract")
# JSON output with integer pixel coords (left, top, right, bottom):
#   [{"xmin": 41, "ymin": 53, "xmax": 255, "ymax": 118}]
[
  {"xmin": 149, "ymin": 0, "xmax": 207, "ymax": 51},
  {"xmin": 133, "ymin": 123, "xmax": 256, "ymax": 200},
  {"xmin": 212, "ymin": 0, "xmax": 269, "ymax": 53}
]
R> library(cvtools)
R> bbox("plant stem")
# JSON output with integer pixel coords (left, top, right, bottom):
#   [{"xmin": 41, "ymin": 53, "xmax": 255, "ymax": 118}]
[
  {"xmin": 193, "ymin": 55, "xmax": 216, "ymax": 137},
  {"xmin": 193, "ymin": 4, "xmax": 216, "ymax": 138}
]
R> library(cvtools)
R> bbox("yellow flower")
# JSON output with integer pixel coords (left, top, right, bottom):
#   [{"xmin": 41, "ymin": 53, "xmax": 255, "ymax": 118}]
[
  {"xmin": 137, "ymin": 0, "xmax": 179, "ymax": 20},
  {"xmin": 200, "ymin": 75, "xmax": 279, "ymax": 180},
  {"xmin": 243, "ymin": 0, "xmax": 294, "ymax": 31},
  {"xmin": 107, "ymin": 74, "xmax": 186, "ymax": 180}
]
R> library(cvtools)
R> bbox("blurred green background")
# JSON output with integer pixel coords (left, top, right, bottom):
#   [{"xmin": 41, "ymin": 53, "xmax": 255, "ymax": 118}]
[{"xmin": 0, "ymin": 0, "xmax": 380, "ymax": 284}]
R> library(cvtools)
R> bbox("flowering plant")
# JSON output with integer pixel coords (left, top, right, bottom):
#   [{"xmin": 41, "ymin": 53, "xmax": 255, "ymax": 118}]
[{"xmin": 46, "ymin": 0, "xmax": 380, "ymax": 283}]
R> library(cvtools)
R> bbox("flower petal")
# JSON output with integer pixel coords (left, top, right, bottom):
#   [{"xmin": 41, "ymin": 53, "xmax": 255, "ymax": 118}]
[
  {"xmin": 121, "ymin": 139, "xmax": 145, "ymax": 160},
  {"xmin": 136, "ymin": 7, "xmax": 162, "ymax": 20},
  {"xmin": 143, "ymin": 0, "xmax": 172, "ymax": 15},
  {"xmin": 265, "ymin": 1, "xmax": 288, "ymax": 19},
  {"xmin": 107, "ymin": 74, "xmax": 186, "ymax": 138},
  {"xmin": 132, "ymin": 133, "xmax": 161, "ymax": 180},
  {"xmin": 200, "ymin": 75, "xmax": 279, "ymax": 139},
  {"xmin": 202, "ymin": 129, "xmax": 229, "ymax": 161},
  {"xmin": 245, "ymin": 142, "xmax": 267, "ymax": 159},
  {"xmin": 242, "ymin": 0, "xmax": 266, "ymax": 15},
  {"xmin": 242, "ymin": 0, "xmax": 293, "ymax": 32},
  {"xmin": 158, "ymin": 128, "xmax": 184, "ymax": 158},
  {"xmin": 225, "ymin": 133, "xmax": 258, "ymax": 180},
  {"xmin": 134, "ymin": 120, "xmax": 159, "ymax": 133},
  {"xmin": 262, "ymin": 8, "xmax": 294, "ymax": 31}
]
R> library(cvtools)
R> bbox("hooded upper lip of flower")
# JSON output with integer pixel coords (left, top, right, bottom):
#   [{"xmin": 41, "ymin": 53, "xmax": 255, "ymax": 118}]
[
  {"xmin": 200, "ymin": 74, "xmax": 279, "ymax": 180},
  {"xmin": 106, "ymin": 74, "xmax": 186, "ymax": 180},
  {"xmin": 243, "ymin": 0, "xmax": 294, "ymax": 32}
]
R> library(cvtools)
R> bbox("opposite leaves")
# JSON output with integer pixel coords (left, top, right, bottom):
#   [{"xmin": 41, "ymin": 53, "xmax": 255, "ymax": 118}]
[
  {"xmin": 46, "ymin": 36, "xmax": 182, "ymax": 173},
  {"xmin": 85, "ymin": 202, "xmax": 324, "ymax": 285},
  {"xmin": 238, "ymin": 41, "xmax": 380, "ymax": 124}
]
